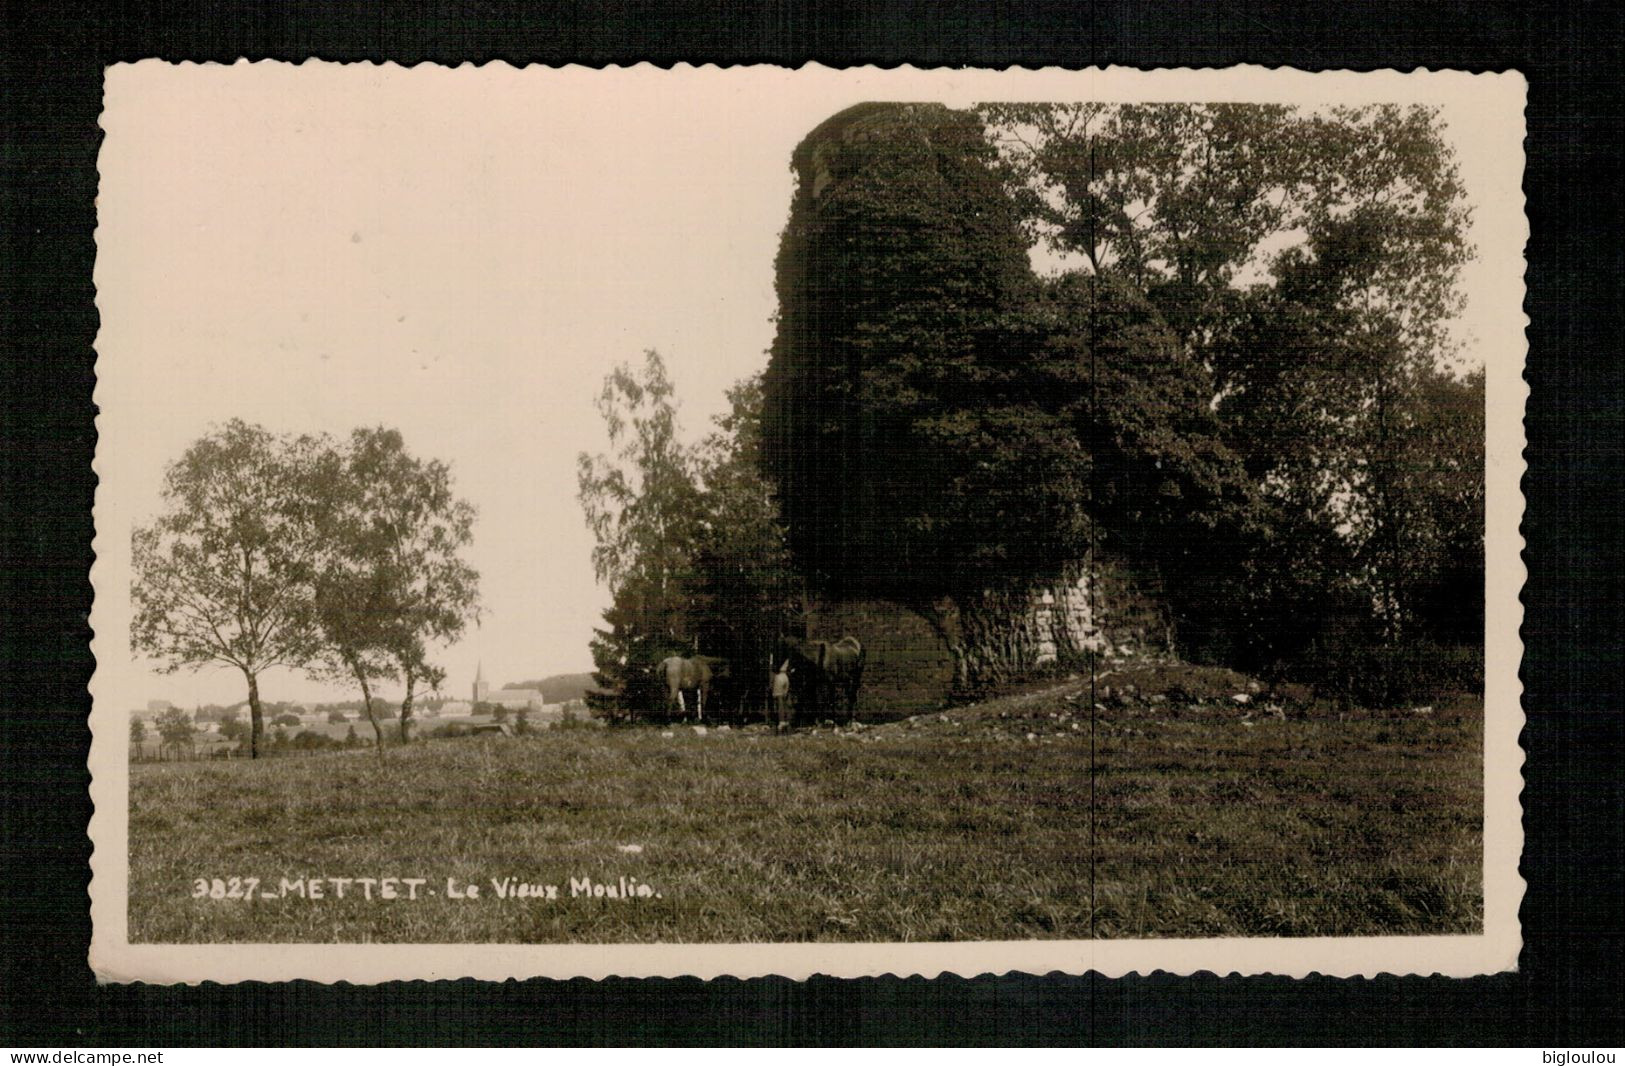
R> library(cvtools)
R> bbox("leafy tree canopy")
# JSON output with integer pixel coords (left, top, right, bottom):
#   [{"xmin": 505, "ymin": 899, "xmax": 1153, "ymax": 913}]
[
  {"xmin": 308, "ymin": 426, "xmax": 480, "ymax": 744},
  {"xmin": 980, "ymin": 102, "xmax": 1470, "ymax": 358},
  {"xmin": 579, "ymin": 355, "xmax": 802, "ymax": 720},
  {"xmin": 577, "ymin": 350, "xmax": 706, "ymax": 720},
  {"xmin": 131, "ymin": 419, "xmax": 327, "ymax": 757}
]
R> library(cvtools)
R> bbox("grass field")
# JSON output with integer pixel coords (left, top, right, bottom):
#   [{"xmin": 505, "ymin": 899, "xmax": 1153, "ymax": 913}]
[{"xmin": 127, "ymin": 668, "xmax": 1483, "ymax": 943}]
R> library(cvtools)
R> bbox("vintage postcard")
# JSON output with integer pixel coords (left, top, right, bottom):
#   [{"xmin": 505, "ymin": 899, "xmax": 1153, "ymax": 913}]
[{"xmin": 89, "ymin": 63, "xmax": 1526, "ymax": 983}]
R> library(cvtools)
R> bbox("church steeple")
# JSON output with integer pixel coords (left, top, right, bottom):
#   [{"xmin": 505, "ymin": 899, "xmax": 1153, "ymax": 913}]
[{"xmin": 473, "ymin": 661, "xmax": 489, "ymax": 704}]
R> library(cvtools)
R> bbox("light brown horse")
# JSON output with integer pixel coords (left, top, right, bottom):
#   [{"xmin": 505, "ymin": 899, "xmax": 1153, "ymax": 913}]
[{"xmin": 656, "ymin": 655, "xmax": 728, "ymax": 720}]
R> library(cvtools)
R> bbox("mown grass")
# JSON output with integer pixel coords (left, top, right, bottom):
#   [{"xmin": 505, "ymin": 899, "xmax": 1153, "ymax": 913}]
[{"xmin": 128, "ymin": 675, "xmax": 1482, "ymax": 943}]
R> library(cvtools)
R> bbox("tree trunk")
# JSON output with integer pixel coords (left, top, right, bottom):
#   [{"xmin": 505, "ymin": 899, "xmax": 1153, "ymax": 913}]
[
  {"xmin": 350, "ymin": 658, "xmax": 385, "ymax": 757},
  {"xmin": 398, "ymin": 668, "xmax": 416, "ymax": 744},
  {"xmin": 244, "ymin": 670, "xmax": 265, "ymax": 759}
]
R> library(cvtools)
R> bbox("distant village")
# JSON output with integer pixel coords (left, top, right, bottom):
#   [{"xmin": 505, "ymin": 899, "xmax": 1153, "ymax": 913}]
[{"xmin": 130, "ymin": 665, "xmax": 593, "ymax": 759}]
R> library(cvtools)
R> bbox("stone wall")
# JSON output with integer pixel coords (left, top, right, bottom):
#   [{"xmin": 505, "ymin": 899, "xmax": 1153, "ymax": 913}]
[
  {"xmin": 1033, "ymin": 557, "xmax": 1172, "ymax": 666},
  {"xmin": 1031, "ymin": 574, "xmax": 1100, "ymax": 665},
  {"xmin": 803, "ymin": 557, "xmax": 1171, "ymax": 720}
]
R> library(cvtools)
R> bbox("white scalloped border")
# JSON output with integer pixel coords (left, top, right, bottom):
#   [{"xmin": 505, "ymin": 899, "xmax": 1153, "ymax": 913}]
[{"xmin": 88, "ymin": 61, "xmax": 1527, "ymax": 984}]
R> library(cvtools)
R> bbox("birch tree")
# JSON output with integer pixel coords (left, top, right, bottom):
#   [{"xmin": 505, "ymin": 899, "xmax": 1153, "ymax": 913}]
[
  {"xmin": 310, "ymin": 428, "xmax": 480, "ymax": 745},
  {"xmin": 577, "ymin": 350, "xmax": 705, "ymax": 717}
]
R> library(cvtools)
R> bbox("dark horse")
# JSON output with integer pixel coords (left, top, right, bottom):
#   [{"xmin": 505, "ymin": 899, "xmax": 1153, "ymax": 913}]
[
  {"xmin": 655, "ymin": 655, "xmax": 728, "ymax": 721},
  {"xmin": 779, "ymin": 636, "xmax": 865, "ymax": 724}
]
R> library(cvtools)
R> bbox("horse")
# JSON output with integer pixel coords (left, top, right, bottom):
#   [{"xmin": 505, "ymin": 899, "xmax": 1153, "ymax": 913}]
[
  {"xmin": 778, "ymin": 635, "xmax": 865, "ymax": 723},
  {"xmin": 655, "ymin": 655, "xmax": 728, "ymax": 721}
]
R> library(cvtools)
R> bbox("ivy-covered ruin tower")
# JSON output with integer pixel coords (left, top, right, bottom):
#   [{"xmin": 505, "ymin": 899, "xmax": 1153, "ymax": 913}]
[{"xmin": 760, "ymin": 103, "xmax": 1159, "ymax": 692}]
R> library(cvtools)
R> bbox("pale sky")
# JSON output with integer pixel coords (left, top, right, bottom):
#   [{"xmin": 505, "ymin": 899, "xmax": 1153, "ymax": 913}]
[{"xmin": 91, "ymin": 64, "xmax": 1525, "ymax": 711}]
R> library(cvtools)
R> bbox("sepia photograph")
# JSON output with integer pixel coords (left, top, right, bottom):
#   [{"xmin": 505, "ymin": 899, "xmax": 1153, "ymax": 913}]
[{"xmin": 87, "ymin": 63, "xmax": 1526, "ymax": 982}]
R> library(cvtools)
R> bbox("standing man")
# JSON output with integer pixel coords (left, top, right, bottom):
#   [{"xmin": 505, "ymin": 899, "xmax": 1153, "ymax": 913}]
[{"xmin": 771, "ymin": 660, "xmax": 793, "ymax": 732}]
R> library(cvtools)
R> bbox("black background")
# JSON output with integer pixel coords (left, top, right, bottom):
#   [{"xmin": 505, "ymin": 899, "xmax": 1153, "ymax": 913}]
[{"xmin": 2, "ymin": 1, "xmax": 1620, "ymax": 1047}]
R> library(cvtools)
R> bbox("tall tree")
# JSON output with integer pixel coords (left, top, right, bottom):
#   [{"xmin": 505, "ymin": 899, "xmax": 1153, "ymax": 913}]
[
  {"xmin": 577, "ymin": 350, "xmax": 705, "ymax": 718},
  {"xmin": 688, "ymin": 376, "xmax": 805, "ymax": 714},
  {"xmin": 980, "ymin": 103, "xmax": 1467, "ymax": 357},
  {"xmin": 1211, "ymin": 199, "xmax": 1479, "ymax": 696},
  {"xmin": 309, "ymin": 428, "xmax": 480, "ymax": 744},
  {"xmin": 580, "ymin": 372, "xmax": 805, "ymax": 720},
  {"xmin": 983, "ymin": 102, "xmax": 1476, "ymax": 694},
  {"xmin": 131, "ymin": 420, "xmax": 324, "ymax": 758}
]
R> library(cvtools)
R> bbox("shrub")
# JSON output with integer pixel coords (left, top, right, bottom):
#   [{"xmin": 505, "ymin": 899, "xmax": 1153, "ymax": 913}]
[{"xmin": 291, "ymin": 729, "xmax": 336, "ymax": 751}]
